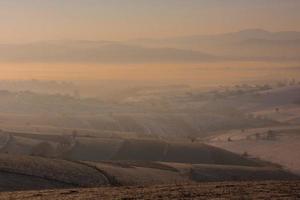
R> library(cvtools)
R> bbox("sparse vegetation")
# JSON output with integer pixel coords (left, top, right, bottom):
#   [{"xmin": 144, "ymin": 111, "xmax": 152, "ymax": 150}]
[{"xmin": 1, "ymin": 181, "xmax": 300, "ymax": 200}]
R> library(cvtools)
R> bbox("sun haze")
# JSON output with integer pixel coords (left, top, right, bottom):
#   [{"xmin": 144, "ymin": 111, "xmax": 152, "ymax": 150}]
[
  {"xmin": 0, "ymin": 0, "xmax": 300, "ymax": 43},
  {"xmin": 0, "ymin": 1, "xmax": 300, "ymax": 199}
]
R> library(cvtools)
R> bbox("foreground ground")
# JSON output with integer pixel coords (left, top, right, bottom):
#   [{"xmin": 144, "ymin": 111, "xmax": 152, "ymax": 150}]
[{"xmin": 1, "ymin": 181, "xmax": 300, "ymax": 200}]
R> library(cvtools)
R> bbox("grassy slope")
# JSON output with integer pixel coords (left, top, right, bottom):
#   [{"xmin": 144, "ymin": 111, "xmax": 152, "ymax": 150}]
[
  {"xmin": 0, "ymin": 153, "xmax": 298, "ymax": 192},
  {"xmin": 112, "ymin": 139, "xmax": 260, "ymax": 166},
  {"xmin": 82, "ymin": 161, "xmax": 299, "ymax": 186},
  {"xmin": 208, "ymin": 126, "xmax": 300, "ymax": 174},
  {"xmin": 0, "ymin": 171, "xmax": 69, "ymax": 192},
  {"xmin": 0, "ymin": 154, "xmax": 109, "ymax": 189}
]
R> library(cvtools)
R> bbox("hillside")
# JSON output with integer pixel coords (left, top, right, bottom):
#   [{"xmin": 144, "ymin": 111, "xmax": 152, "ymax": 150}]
[
  {"xmin": 208, "ymin": 125, "xmax": 300, "ymax": 174},
  {"xmin": 0, "ymin": 154, "xmax": 297, "ymax": 192},
  {"xmin": 0, "ymin": 154, "xmax": 109, "ymax": 191},
  {"xmin": 0, "ymin": 133, "xmax": 263, "ymax": 166}
]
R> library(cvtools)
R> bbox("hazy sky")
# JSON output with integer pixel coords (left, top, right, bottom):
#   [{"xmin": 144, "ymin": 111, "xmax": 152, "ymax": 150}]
[{"xmin": 1, "ymin": 0, "xmax": 300, "ymax": 43}]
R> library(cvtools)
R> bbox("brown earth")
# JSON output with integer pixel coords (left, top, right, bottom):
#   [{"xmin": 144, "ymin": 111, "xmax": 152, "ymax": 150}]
[{"xmin": 1, "ymin": 181, "xmax": 300, "ymax": 200}]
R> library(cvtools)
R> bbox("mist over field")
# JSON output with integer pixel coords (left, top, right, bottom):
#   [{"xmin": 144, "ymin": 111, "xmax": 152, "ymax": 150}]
[{"xmin": 0, "ymin": 1, "xmax": 300, "ymax": 199}]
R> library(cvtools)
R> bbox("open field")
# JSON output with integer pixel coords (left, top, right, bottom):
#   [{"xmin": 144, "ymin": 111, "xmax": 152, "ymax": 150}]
[
  {"xmin": 0, "ymin": 154, "xmax": 109, "ymax": 191},
  {"xmin": 1, "ymin": 181, "xmax": 300, "ymax": 200},
  {"xmin": 208, "ymin": 125, "xmax": 300, "ymax": 174},
  {"xmin": 0, "ymin": 131, "xmax": 264, "ymax": 166},
  {"xmin": 0, "ymin": 154, "xmax": 297, "ymax": 192}
]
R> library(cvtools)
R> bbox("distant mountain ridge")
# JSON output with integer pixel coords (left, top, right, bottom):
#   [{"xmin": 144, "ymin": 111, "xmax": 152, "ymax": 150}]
[
  {"xmin": 131, "ymin": 29, "xmax": 300, "ymax": 59},
  {"xmin": 0, "ymin": 29, "xmax": 300, "ymax": 63},
  {"xmin": 0, "ymin": 41, "xmax": 218, "ymax": 63},
  {"xmin": 135, "ymin": 29, "xmax": 300, "ymax": 43}
]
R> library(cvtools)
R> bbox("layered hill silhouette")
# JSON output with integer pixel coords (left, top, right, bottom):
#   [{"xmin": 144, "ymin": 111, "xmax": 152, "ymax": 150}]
[
  {"xmin": 0, "ymin": 41, "xmax": 217, "ymax": 63},
  {"xmin": 132, "ymin": 29, "xmax": 300, "ymax": 60},
  {"xmin": 1, "ymin": 29, "xmax": 300, "ymax": 63}
]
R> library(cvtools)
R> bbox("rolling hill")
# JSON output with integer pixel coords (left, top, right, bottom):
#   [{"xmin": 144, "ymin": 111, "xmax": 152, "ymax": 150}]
[
  {"xmin": 0, "ymin": 153, "xmax": 297, "ymax": 192},
  {"xmin": 0, "ymin": 133, "xmax": 265, "ymax": 166}
]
